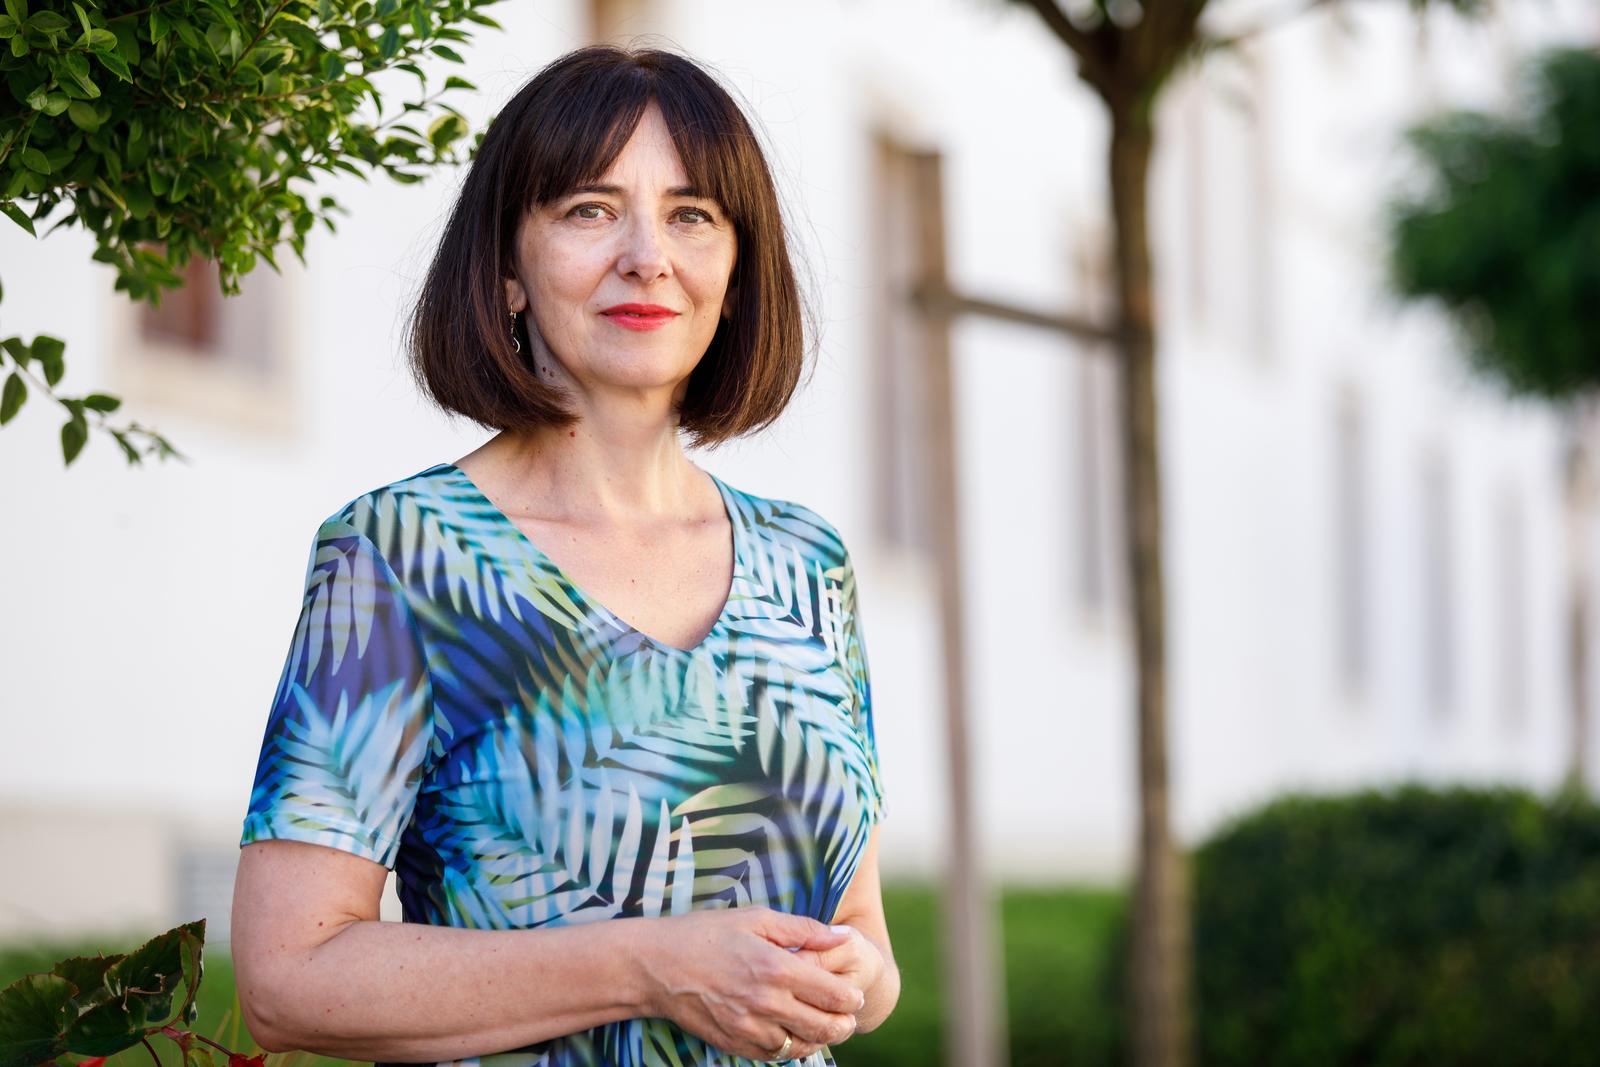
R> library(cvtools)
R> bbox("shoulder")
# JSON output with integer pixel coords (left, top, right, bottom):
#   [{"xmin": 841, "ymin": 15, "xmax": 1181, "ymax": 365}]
[
  {"xmin": 303, "ymin": 462, "xmax": 459, "ymax": 560},
  {"xmin": 717, "ymin": 475, "xmax": 855, "ymax": 572}
]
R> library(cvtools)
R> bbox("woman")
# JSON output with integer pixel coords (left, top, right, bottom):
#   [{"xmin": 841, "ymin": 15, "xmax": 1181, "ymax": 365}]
[{"xmin": 231, "ymin": 44, "xmax": 894, "ymax": 1067}]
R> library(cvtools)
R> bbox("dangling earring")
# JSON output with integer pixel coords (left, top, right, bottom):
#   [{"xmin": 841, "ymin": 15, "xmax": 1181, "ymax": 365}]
[{"xmin": 508, "ymin": 310, "xmax": 522, "ymax": 354}]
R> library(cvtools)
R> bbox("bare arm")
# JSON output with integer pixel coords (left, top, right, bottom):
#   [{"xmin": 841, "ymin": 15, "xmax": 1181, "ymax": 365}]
[
  {"xmin": 232, "ymin": 839, "xmax": 863, "ymax": 1063},
  {"xmin": 825, "ymin": 823, "xmax": 900, "ymax": 1035}
]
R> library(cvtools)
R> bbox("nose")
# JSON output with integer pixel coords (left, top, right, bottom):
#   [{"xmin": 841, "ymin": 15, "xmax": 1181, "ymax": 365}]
[{"xmin": 615, "ymin": 211, "xmax": 671, "ymax": 282}]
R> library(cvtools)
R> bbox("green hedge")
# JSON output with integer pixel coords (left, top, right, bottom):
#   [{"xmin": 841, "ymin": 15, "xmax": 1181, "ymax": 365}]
[{"xmin": 1193, "ymin": 784, "xmax": 1600, "ymax": 1067}]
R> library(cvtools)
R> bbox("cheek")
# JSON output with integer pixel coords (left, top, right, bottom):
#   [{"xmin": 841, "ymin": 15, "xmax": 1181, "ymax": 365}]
[{"xmin": 687, "ymin": 245, "xmax": 737, "ymax": 302}]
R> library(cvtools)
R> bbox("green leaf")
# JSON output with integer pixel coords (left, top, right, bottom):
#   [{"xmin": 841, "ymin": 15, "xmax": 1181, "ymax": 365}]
[
  {"xmin": 109, "ymin": 429, "xmax": 141, "ymax": 464},
  {"xmin": 148, "ymin": 7, "xmax": 168, "ymax": 43},
  {"xmin": 24, "ymin": 10, "xmax": 67, "ymax": 32},
  {"xmin": 0, "ymin": 972, "xmax": 74, "ymax": 1067},
  {"xmin": 18, "ymin": 148, "xmax": 49, "ymax": 174},
  {"xmin": 430, "ymin": 43, "xmax": 463, "ymax": 62},
  {"xmin": 86, "ymin": 27, "xmax": 115, "ymax": 50},
  {"xmin": 95, "ymin": 47, "xmax": 130, "ymax": 81},
  {"xmin": 172, "ymin": 921, "xmax": 205, "ymax": 1026},
  {"xmin": 0, "ymin": 337, "xmax": 27, "ymax": 365},
  {"xmin": 109, "ymin": 18, "xmax": 139, "ymax": 65},
  {"xmin": 31, "ymin": 335, "xmax": 63, "ymax": 385},
  {"xmin": 0, "ymin": 13, "xmax": 16, "ymax": 36},
  {"xmin": 9, "ymin": 33, "xmax": 28, "ymax": 56},
  {"xmin": 0, "ymin": 371, "xmax": 25, "ymax": 424},
  {"xmin": 378, "ymin": 22, "xmax": 399, "ymax": 59},
  {"xmin": 442, "ymin": 74, "xmax": 476, "ymax": 91},
  {"xmin": 426, "ymin": 113, "xmax": 464, "ymax": 149},
  {"xmin": 49, "ymin": 955, "xmax": 120, "ymax": 1014},
  {"xmin": 70, "ymin": 0, "xmax": 87, "ymax": 34},
  {"xmin": 42, "ymin": 91, "xmax": 70, "ymax": 116},
  {"xmin": 0, "ymin": 201, "xmax": 36, "ymax": 236},
  {"xmin": 146, "ymin": 160, "xmax": 169, "ymax": 196},
  {"xmin": 3, "ymin": 0, "xmax": 26, "ymax": 20},
  {"xmin": 80, "ymin": 393, "xmax": 120, "ymax": 413},
  {"xmin": 61, "ymin": 994, "xmax": 139, "ymax": 1055},
  {"xmin": 56, "ymin": 52, "xmax": 99, "ymax": 98},
  {"xmin": 102, "ymin": 920, "xmax": 201, "ymax": 1030},
  {"xmin": 66, "ymin": 100, "xmax": 99, "ymax": 130}
]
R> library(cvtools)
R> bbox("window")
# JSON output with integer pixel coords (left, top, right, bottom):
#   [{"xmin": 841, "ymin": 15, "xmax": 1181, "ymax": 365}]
[
  {"xmin": 1073, "ymin": 352, "xmax": 1125, "ymax": 619},
  {"xmin": 1495, "ymin": 484, "xmax": 1529, "ymax": 727},
  {"xmin": 108, "ymin": 251, "xmax": 297, "ymax": 435},
  {"xmin": 587, "ymin": 0, "xmax": 651, "ymax": 41},
  {"xmin": 1180, "ymin": 40, "xmax": 1275, "ymax": 365},
  {"xmin": 1421, "ymin": 448, "xmax": 1456, "ymax": 718},
  {"xmin": 1333, "ymin": 388, "xmax": 1368, "ymax": 700},
  {"xmin": 869, "ymin": 133, "xmax": 934, "ymax": 556},
  {"xmin": 1070, "ymin": 222, "xmax": 1123, "ymax": 620}
]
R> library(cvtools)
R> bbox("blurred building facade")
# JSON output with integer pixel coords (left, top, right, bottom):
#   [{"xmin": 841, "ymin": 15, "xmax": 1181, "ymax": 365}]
[{"xmin": 2, "ymin": 0, "xmax": 1597, "ymax": 944}]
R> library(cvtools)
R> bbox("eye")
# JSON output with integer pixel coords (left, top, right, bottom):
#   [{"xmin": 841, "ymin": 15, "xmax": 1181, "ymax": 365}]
[
  {"xmin": 569, "ymin": 203, "xmax": 610, "ymax": 221},
  {"xmin": 677, "ymin": 206, "xmax": 717, "ymax": 225}
]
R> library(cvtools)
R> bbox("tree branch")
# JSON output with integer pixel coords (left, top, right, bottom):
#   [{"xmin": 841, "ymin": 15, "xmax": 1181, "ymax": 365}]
[
  {"xmin": 1197, "ymin": 0, "xmax": 1341, "ymax": 53},
  {"xmin": 1014, "ymin": 0, "xmax": 1115, "ymax": 94}
]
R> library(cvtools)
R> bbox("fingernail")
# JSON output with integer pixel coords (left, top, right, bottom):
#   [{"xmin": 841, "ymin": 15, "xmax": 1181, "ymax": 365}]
[{"xmin": 829, "ymin": 924, "xmax": 851, "ymax": 934}]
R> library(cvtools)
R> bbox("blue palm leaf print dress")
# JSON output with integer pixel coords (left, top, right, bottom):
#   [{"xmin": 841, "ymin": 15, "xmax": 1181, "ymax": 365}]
[{"xmin": 239, "ymin": 462, "xmax": 887, "ymax": 1067}]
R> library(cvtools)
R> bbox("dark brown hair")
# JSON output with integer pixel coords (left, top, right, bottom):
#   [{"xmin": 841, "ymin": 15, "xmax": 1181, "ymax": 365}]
[{"xmin": 405, "ymin": 44, "xmax": 816, "ymax": 450}]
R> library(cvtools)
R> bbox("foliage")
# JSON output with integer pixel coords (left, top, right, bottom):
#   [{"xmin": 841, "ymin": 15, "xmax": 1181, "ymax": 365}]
[
  {"xmin": 0, "ymin": 919, "xmax": 244, "ymax": 1067},
  {"xmin": 1386, "ymin": 46, "xmax": 1600, "ymax": 401},
  {"xmin": 1192, "ymin": 784, "xmax": 1600, "ymax": 1067},
  {"xmin": 0, "ymin": 0, "xmax": 502, "ymax": 466}
]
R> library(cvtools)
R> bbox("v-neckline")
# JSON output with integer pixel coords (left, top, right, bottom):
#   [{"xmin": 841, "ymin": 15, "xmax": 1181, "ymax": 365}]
[{"xmin": 437, "ymin": 461, "xmax": 744, "ymax": 658}]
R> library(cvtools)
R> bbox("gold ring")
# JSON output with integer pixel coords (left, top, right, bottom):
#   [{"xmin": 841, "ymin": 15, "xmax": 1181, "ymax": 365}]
[{"xmin": 768, "ymin": 1032, "xmax": 793, "ymax": 1060}]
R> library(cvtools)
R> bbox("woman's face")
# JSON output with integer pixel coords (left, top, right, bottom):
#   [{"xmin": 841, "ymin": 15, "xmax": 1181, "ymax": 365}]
[{"xmin": 503, "ymin": 101, "xmax": 738, "ymax": 411}]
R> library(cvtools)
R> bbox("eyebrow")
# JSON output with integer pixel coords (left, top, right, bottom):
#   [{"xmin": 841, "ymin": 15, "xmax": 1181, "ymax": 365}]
[{"xmin": 565, "ymin": 183, "xmax": 709, "ymax": 198}]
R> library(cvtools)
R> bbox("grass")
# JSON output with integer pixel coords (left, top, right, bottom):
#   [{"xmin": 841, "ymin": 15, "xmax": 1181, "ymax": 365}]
[{"xmin": 1, "ymin": 883, "xmax": 1128, "ymax": 1067}]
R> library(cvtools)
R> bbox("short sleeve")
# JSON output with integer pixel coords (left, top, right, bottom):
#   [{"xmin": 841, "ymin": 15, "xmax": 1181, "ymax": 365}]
[
  {"xmin": 239, "ymin": 517, "xmax": 437, "ymax": 868},
  {"xmin": 840, "ymin": 548, "xmax": 887, "ymax": 824}
]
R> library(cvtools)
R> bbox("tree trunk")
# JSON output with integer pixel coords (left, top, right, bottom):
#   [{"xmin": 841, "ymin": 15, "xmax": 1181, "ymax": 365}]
[{"xmin": 1109, "ymin": 103, "xmax": 1192, "ymax": 1067}]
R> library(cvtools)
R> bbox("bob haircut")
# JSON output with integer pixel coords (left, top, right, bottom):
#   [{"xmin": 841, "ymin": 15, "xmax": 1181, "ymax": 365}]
[{"xmin": 405, "ymin": 44, "xmax": 816, "ymax": 450}]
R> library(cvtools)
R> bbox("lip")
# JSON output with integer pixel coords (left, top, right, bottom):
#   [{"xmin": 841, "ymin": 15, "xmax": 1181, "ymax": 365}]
[
  {"xmin": 601, "ymin": 303, "xmax": 680, "ymax": 332},
  {"xmin": 601, "ymin": 303, "xmax": 679, "ymax": 316}
]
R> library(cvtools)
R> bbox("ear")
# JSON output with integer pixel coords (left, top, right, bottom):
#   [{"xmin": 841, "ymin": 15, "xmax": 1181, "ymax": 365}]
[{"xmin": 503, "ymin": 274, "xmax": 527, "ymax": 314}]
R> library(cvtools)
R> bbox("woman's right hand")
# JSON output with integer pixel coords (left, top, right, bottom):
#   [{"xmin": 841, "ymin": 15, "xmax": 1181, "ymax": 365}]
[{"xmin": 638, "ymin": 906, "xmax": 867, "ymax": 1062}]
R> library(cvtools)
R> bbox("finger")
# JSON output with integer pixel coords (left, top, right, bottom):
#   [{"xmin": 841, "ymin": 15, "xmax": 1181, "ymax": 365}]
[
  {"xmin": 789, "ymin": 947, "xmax": 827, "ymax": 969},
  {"xmin": 769, "ymin": 990, "xmax": 861, "ymax": 1048},
  {"xmin": 782, "ymin": 956, "xmax": 866, "ymax": 1016},
  {"xmin": 760, "ymin": 908, "xmax": 852, "ymax": 951}
]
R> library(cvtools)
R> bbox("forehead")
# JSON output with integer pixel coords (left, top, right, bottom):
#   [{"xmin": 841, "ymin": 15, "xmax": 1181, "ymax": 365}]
[
  {"xmin": 529, "ymin": 97, "xmax": 735, "ymax": 213},
  {"xmin": 592, "ymin": 106, "xmax": 689, "ymax": 185}
]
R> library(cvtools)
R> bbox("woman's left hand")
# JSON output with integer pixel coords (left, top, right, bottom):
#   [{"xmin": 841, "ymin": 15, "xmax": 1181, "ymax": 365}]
[{"xmin": 790, "ymin": 923, "xmax": 884, "ymax": 1016}]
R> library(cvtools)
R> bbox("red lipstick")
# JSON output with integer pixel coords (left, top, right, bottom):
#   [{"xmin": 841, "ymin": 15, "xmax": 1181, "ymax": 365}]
[{"xmin": 601, "ymin": 303, "xmax": 679, "ymax": 331}]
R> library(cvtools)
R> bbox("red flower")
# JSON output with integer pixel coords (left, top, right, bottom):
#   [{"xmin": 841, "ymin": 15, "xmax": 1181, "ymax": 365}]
[
  {"xmin": 80, "ymin": 1058, "xmax": 108, "ymax": 1067},
  {"xmin": 228, "ymin": 1054, "xmax": 267, "ymax": 1067}
]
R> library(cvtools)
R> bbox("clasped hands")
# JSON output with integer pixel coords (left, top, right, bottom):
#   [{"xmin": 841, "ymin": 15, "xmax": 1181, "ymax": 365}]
[{"xmin": 642, "ymin": 906, "xmax": 885, "ymax": 1062}]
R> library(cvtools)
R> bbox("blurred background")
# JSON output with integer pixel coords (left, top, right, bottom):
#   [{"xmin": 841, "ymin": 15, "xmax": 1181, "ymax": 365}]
[{"xmin": 3, "ymin": 0, "xmax": 1599, "ymax": 1065}]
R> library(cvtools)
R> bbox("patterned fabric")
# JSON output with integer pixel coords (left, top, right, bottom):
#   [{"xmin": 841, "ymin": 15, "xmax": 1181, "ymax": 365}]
[{"xmin": 239, "ymin": 461, "xmax": 886, "ymax": 1067}]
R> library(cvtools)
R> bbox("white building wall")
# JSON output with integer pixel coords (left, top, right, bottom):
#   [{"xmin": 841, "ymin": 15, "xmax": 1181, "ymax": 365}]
[{"xmin": 1, "ymin": 0, "xmax": 1595, "ymax": 941}]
